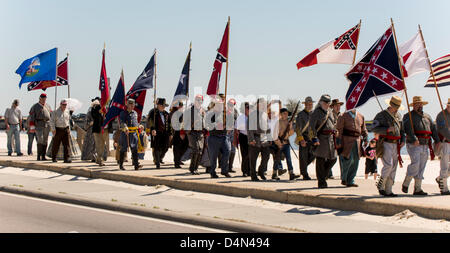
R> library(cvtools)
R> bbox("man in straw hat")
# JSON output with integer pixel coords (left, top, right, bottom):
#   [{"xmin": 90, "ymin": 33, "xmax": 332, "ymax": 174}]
[
  {"xmin": 295, "ymin": 96, "xmax": 315, "ymax": 180},
  {"xmin": 402, "ymin": 96, "xmax": 440, "ymax": 195},
  {"xmin": 29, "ymin": 93, "xmax": 52, "ymax": 161},
  {"xmin": 435, "ymin": 98, "xmax": 450, "ymax": 195},
  {"xmin": 309, "ymin": 94, "xmax": 338, "ymax": 188},
  {"xmin": 146, "ymin": 98, "xmax": 171, "ymax": 169},
  {"xmin": 118, "ymin": 98, "xmax": 142, "ymax": 171},
  {"xmin": 372, "ymin": 95, "xmax": 405, "ymax": 196}
]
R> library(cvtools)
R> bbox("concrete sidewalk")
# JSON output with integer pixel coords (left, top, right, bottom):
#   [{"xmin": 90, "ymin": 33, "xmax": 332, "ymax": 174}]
[{"xmin": 0, "ymin": 151, "xmax": 449, "ymax": 221}]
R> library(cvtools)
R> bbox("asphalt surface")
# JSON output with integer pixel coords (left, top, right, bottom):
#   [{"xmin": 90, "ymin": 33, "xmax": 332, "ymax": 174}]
[{"xmin": 0, "ymin": 192, "xmax": 227, "ymax": 233}]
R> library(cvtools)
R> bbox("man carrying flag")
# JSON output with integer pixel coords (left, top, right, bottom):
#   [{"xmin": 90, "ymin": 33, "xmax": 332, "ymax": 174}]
[
  {"xmin": 296, "ymin": 22, "xmax": 360, "ymax": 70},
  {"xmin": 345, "ymin": 25, "xmax": 406, "ymax": 196}
]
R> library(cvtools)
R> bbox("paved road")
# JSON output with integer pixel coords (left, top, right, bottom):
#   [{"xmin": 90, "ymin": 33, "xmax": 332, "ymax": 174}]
[
  {"xmin": 0, "ymin": 192, "xmax": 226, "ymax": 233},
  {"xmin": 1, "ymin": 167, "xmax": 449, "ymax": 232}
]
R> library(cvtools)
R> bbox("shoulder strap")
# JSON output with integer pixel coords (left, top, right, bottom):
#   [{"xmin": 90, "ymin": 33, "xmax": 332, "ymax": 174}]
[{"xmin": 317, "ymin": 110, "xmax": 330, "ymax": 133}]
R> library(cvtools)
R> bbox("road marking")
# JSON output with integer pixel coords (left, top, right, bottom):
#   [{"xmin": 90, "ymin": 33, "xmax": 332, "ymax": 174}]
[{"xmin": 0, "ymin": 191, "xmax": 230, "ymax": 233}]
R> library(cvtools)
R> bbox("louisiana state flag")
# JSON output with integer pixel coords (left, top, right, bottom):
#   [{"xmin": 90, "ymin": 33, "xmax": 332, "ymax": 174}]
[{"xmin": 16, "ymin": 48, "xmax": 58, "ymax": 88}]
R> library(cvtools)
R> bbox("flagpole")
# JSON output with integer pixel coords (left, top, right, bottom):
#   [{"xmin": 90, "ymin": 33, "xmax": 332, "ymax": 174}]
[
  {"xmin": 153, "ymin": 49, "xmax": 157, "ymax": 131},
  {"xmin": 186, "ymin": 42, "xmax": 191, "ymax": 107},
  {"xmin": 55, "ymin": 48, "xmax": 58, "ymax": 109},
  {"xmin": 391, "ymin": 18, "xmax": 414, "ymax": 133},
  {"xmin": 67, "ymin": 53, "xmax": 70, "ymax": 99},
  {"xmin": 352, "ymin": 19, "xmax": 362, "ymax": 66},
  {"xmin": 418, "ymin": 24, "xmax": 449, "ymax": 128},
  {"xmin": 372, "ymin": 90, "xmax": 384, "ymax": 111},
  {"xmin": 224, "ymin": 16, "xmax": 230, "ymax": 125}
]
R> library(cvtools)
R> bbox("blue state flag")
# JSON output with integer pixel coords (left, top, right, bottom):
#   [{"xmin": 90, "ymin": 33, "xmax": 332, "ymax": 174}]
[
  {"xmin": 15, "ymin": 48, "xmax": 58, "ymax": 88},
  {"xmin": 127, "ymin": 53, "xmax": 155, "ymax": 96},
  {"xmin": 173, "ymin": 47, "xmax": 191, "ymax": 104},
  {"xmin": 103, "ymin": 71, "xmax": 126, "ymax": 128}
]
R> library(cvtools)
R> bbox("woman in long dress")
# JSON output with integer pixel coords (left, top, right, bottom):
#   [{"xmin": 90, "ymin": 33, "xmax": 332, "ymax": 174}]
[{"xmin": 81, "ymin": 104, "xmax": 96, "ymax": 161}]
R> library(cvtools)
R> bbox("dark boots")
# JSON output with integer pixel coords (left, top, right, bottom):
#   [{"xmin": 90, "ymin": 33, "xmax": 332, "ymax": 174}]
[
  {"xmin": 37, "ymin": 144, "xmax": 48, "ymax": 161},
  {"xmin": 119, "ymin": 152, "xmax": 125, "ymax": 170}
]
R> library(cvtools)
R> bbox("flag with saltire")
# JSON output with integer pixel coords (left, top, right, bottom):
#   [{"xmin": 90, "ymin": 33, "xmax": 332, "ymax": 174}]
[
  {"xmin": 345, "ymin": 26, "xmax": 405, "ymax": 110},
  {"xmin": 206, "ymin": 21, "xmax": 229, "ymax": 96},
  {"xmin": 296, "ymin": 23, "xmax": 360, "ymax": 70}
]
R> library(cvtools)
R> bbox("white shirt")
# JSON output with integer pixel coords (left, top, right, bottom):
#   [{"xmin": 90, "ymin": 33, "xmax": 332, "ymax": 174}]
[
  {"xmin": 4, "ymin": 106, "xmax": 22, "ymax": 125},
  {"xmin": 235, "ymin": 114, "xmax": 248, "ymax": 135}
]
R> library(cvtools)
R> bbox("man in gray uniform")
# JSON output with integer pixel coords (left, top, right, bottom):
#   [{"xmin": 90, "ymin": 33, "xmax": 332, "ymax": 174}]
[
  {"xmin": 185, "ymin": 95, "xmax": 206, "ymax": 175},
  {"xmin": 309, "ymin": 94, "xmax": 337, "ymax": 189},
  {"xmin": 295, "ymin": 96, "xmax": 315, "ymax": 180},
  {"xmin": 119, "ymin": 99, "xmax": 142, "ymax": 171},
  {"xmin": 29, "ymin": 93, "xmax": 52, "ymax": 161},
  {"xmin": 372, "ymin": 96, "xmax": 405, "ymax": 196},
  {"xmin": 435, "ymin": 98, "xmax": 450, "ymax": 195},
  {"xmin": 402, "ymin": 96, "xmax": 440, "ymax": 195}
]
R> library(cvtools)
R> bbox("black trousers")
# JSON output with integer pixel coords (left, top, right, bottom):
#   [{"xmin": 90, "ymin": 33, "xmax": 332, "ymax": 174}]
[
  {"xmin": 316, "ymin": 157, "xmax": 337, "ymax": 187},
  {"xmin": 248, "ymin": 145, "xmax": 270, "ymax": 178},
  {"xmin": 52, "ymin": 127, "xmax": 70, "ymax": 160},
  {"xmin": 299, "ymin": 143, "xmax": 315, "ymax": 177},
  {"xmin": 173, "ymin": 136, "xmax": 189, "ymax": 166},
  {"xmin": 239, "ymin": 133, "xmax": 250, "ymax": 175}
]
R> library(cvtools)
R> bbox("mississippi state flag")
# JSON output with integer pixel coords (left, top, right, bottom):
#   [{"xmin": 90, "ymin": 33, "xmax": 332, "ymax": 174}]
[
  {"xmin": 296, "ymin": 23, "xmax": 360, "ymax": 70},
  {"xmin": 345, "ymin": 26, "xmax": 405, "ymax": 110},
  {"xmin": 399, "ymin": 32, "xmax": 430, "ymax": 78}
]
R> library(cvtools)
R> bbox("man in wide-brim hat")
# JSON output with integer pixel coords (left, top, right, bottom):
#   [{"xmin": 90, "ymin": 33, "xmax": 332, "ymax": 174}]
[
  {"xmin": 29, "ymin": 93, "xmax": 52, "ymax": 161},
  {"xmin": 146, "ymin": 98, "xmax": 171, "ymax": 169},
  {"xmin": 435, "ymin": 98, "xmax": 450, "ymax": 195},
  {"xmin": 402, "ymin": 96, "xmax": 440, "ymax": 196},
  {"xmin": 309, "ymin": 94, "xmax": 338, "ymax": 188},
  {"xmin": 328, "ymin": 98, "xmax": 344, "ymax": 180},
  {"xmin": 295, "ymin": 96, "xmax": 316, "ymax": 180},
  {"xmin": 372, "ymin": 95, "xmax": 405, "ymax": 196}
]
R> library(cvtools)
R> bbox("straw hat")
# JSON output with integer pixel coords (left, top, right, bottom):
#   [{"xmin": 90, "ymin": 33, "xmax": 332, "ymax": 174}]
[
  {"xmin": 409, "ymin": 96, "xmax": 428, "ymax": 106},
  {"xmin": 385, "ymin": 95, "xmax": 405, "ymax": 111}
]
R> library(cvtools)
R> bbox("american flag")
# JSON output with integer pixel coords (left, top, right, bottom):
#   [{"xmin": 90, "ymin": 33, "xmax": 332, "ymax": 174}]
[{"xmin": 425, "ymin": 54, "xmax": 450, "ymax": 88}]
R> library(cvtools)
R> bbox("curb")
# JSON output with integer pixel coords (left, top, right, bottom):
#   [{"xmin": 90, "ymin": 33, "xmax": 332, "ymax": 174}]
[
  {"xmin": 0, "ymin": 186, "xmax": 293, "ymax": 233},
  {"xmin": 1, "ymin": 159, "xmax": 450, "ymax": 221}
]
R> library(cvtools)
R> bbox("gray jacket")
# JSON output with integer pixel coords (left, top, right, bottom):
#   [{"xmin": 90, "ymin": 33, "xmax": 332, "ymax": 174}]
[
  {"xmin": 436, "ymin": 110, "xmax": 450, "ymax": 141},
  {"xmin": 247, "ymin": 110, "xmax": 271, "ymax": 148},
  {"xmin": 372, "ymin": 109, "xmax": 405, "ymax": 143},
  {"xmin": 309, "ymin": 106, "xmax": 337, "ymax": 160},
  {"xmin": 295, "ymin": 109, "xmax": 312, "ymax": 142},
  {"xmin": 403, "ymin": 110, "xmax": 440, "ymax": 145},
  {"xmin": 29, "ymin": 103, "xmax": 52, "ymax": 128}
]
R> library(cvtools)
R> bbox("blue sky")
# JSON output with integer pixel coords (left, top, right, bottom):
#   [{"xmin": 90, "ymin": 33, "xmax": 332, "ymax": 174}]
[{"xmin": 1, "ymin": 0, "xmax": 449, "ymax": 119}]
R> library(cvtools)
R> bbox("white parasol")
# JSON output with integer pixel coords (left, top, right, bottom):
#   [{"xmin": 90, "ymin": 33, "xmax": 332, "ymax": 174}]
[{"xmin": 65, "ymin": 98, "xmax": 83, "ymax": 112}]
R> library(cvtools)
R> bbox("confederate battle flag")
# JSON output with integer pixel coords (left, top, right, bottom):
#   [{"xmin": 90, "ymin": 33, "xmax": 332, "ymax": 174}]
[
  {"xmin": 345, "ymin": 26, "xmax": 405, "ymax": 110},
  {"xmin": 296, "ymin": 22, "xmax": 360, "ymax": 70},
  {"xmin": 206, "ymin": 20, "xmax": 229, "ymax": 96}
]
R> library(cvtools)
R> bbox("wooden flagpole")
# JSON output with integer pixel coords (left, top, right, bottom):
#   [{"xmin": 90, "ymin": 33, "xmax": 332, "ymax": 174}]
[
  {"xmin": 223, "ymin": 16, "xmax": 230, "ymax": 125},
  {"xmin": 418, "ymin": 24, "xmax": 449, "ymax": 128},
  {"xmin": 391, "ymin": 18, "xmax": 414, "ymax": 133},
  {"xmin": 352, "ymin": 19, "xmax": 362, "ymax": 66}
]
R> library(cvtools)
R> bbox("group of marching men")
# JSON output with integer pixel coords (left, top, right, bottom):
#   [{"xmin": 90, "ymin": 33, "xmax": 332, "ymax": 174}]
[{"xmin": 23, "ymin": 91, "xmax": 450, "ymax": 196}]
